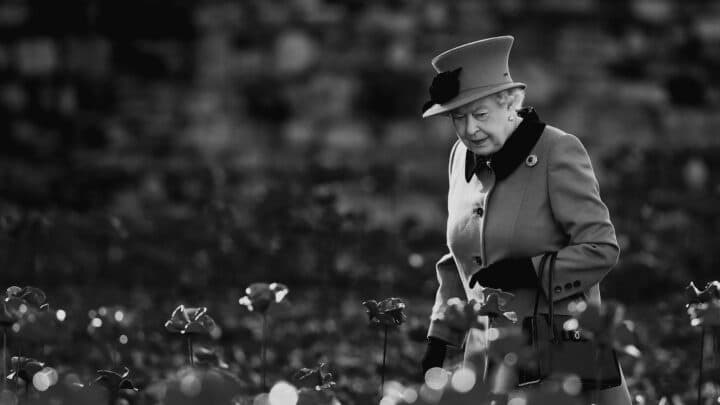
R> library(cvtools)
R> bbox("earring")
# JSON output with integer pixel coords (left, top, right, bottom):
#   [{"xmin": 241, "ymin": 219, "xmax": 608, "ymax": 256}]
[{"xmin": 508, "ymin": 115, "xmax": 515, "ymax": 121}]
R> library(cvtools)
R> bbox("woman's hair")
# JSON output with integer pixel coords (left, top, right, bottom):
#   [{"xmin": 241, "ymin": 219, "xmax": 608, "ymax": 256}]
[{"xmin": 493, "ymin": 87, "xmax": 526, "ymax": 111}]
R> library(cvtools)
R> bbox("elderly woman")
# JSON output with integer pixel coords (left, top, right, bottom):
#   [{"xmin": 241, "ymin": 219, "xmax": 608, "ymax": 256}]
[{"xmin": 419, "ymin": 36, "xmax": 631, "ymax": 404}]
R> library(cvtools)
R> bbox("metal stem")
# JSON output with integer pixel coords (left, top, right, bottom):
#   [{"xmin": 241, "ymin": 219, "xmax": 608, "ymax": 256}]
[
  {"xmin": 698, "ymin": 325, "xmax": 705, "ymax": 405},
  {"xmin": 262, "ymin": 313, "xmax": 267, "ymax": 391},
  {"xmin": 187, "ymin": 336, "xmax": 194, "ymax": 367},
  {"xmin": 381, "ymin": 325, "xmax": 388, "ymax": 398}
]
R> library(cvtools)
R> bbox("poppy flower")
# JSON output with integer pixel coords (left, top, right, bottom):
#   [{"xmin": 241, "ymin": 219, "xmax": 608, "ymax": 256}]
[
  {"xmin": 293, "ymin": 362, "xmax": 335, "ymax": 391},
  {"xmin": 165, "ymin": 305, "xmax": 216, "ymax": 335},
  {"xmin": 362, "ymin": 298, "xmax": 406, "ymax": 327},
  {"xmin": 5, "ymin": 286, "xmax": 49, "ymax": 311},
  {"xmin": 93, "ymin": 367, "xmax": 138, "ymax": 393},
  {"xmin": 238, "ymin": 283, "xmax": 289, "ymax": 313},
  {"xmin": 685, "ymin": 281, "xmax": 720, "ymax": 305},
  {"xmin": 479, "ymin": 288, "xmax": 517, "ymax": 324}
]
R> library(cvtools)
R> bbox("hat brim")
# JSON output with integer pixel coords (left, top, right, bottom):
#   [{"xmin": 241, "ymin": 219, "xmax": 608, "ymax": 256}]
[{"xmin": 422, "ymin": 82, "xmax": 526, "ymax": 118}]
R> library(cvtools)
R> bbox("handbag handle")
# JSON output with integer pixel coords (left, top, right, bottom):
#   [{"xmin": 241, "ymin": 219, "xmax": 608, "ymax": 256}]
[{"xmin": 532, "ymin": 251, "xmax": 559, "ymax": 343}]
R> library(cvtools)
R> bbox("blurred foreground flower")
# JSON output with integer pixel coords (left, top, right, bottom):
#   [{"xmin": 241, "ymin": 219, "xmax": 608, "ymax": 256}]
[
  {"xmin": 239, "ymin": 283, "xmax": 290, "ymax": 391},
  {"xmin": 7, "ymin": 356, "xmax": 45, "ymax": 388},
  {"xmin": 293, "ymin": 362, "xmax": 335, "ymax": 391},
  {"xmin": 157, "ymin": 366, "xmax": 242, "ymax": 405},
  {"xmin": 362, "ymin": 297, "xmax": 406, "ymax": 327},
  {"xmin": 362, "ymin": 297, "xmax": 406, "ymax": 397},
  {"xmin": 165, "ymin": 305, "xmax": 217, "ymax": 367},
  {"xmin": 238, "ymin": 283, "xmax": 288, "ymax": 313},
  {"xmin": 571, "ymin": 301, "xmax": 641, "ymax": 358},
  {"xmin": 93, "ymin": 367, "xmax": 137, "ymax": 393}
]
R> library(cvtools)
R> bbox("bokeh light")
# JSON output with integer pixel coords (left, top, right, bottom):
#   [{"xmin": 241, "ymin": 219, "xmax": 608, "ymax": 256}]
[
  {"xmin": 179, "ymin": 373, "xmax": 202, "ymax": 397},
  {"xmin": 91, "ymin": 317, "xmax": 102, "ymax": 328},
  {"xmin": 253, "ymin": 393, "xmax": 270, "ymax": 405},
  {"xmin": 379, "ymin": 397, "xmax": 396, "ymax": 405},
  {"xmin": 408, "ymin": 253, "xmax": 424, "ymax": 268},
  {"xmin": 562, "ymin": 374, "xmax": 582, "ymax": 396},
  {"xmin": 32, "ymin": 372, "xmax": 51, "ymax": 391},
  {"xmin": 402, "ymin": 387, "xmax": 418, "ymax": 403},
  {"xmin": 268, "ymin": 381, "xmax": 298, "ymax": 405},
  {"xmin": 424, "ymin": 367, "xmax": 449, "ymax": 390},
  {"xmin": 450, "ymin": 367, "xmax": 476, "ymax": 393},
  {"xmin": 418, "ymin": 384, "xmax": 442, "ymax": 404},
  {"xmin": 487, "ymin": 327, "xmax": 500, "ymax": 341},
  {"xmin": 119, "ymin": 334, "xmax": 128, "ymax": 344},
  {"xmin": 114, "ymin": 310, "xmax": 124, "ymax": 322},
  {"xmin": 56, "ymin": 309, "xmax": 66, "ymax": 322},
  {"xmin": 563, "ymin": 318, "xmax": 579, "ymax": 331},
  {"xmin": 508, "ymin": 396, "xmax": 527, "ymax": 405}
]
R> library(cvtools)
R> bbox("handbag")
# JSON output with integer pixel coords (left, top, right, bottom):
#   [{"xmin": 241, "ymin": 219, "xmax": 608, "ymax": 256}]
[{"xmin": 517, "ymin": 252, "xmax": 622, "ymax": 391}]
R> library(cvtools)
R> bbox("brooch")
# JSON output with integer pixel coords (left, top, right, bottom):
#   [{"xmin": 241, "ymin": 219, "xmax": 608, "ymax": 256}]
[{"xmin": 525, "ymin": 154, "xmax": 538, "ymax": 167}]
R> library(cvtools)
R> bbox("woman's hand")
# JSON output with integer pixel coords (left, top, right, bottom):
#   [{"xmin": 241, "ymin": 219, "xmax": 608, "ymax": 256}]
[
  {"xmin": 468, "ymin": 257, "xmax": 537, "ymax": 290},
  {"xmin": 421, "ymin": 337, "xmax": 448, "ymax": 375}
]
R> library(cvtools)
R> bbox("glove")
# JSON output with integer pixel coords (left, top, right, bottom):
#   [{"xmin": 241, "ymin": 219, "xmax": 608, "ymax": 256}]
[
  {"xmin": 421, "ymin": 337, "xmax": 448, "ymax": 375},
  {"xmin": 468, "ymin": 257, "xmax": 537, "ymax": 290}
]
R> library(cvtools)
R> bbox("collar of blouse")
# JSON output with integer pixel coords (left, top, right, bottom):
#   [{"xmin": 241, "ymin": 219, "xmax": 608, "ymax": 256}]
[{"xmin": 465, "ymin": 107, "xmax": 547, "ymax": 183}]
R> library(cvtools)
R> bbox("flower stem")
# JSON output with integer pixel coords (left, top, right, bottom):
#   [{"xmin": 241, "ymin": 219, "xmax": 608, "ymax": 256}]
[
  {"xmin": 187, "ymin": 336, "xmax": 194, "ymax": 367},
  {"xmin": 697, "ymin": 325, "xmax": 705, "ymax": 405},
  {"xmin": 2, "ymin": 329, "xmax": 6, "ymax": 387},
  {"xmin": 262, "ymin": 313, "xmax": 267, "ymax": 391},
  {"xmin": 381, "ymin": 325, "xmax": 388, "ymax": 398}
]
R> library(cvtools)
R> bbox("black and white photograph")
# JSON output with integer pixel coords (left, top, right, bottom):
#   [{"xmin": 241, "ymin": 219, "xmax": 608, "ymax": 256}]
[{"xmin": 0, "ymin": 1, "xmax": 719, "ymax": 404}]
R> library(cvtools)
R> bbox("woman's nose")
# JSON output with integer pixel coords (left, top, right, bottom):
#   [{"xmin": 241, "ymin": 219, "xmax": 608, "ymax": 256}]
[{"xmin": 465, "ymin": 116, "xmax": 478, "ymax": 136}]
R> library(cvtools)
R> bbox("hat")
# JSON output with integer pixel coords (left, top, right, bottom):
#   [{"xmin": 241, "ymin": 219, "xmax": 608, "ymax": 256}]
[{"xmin": 421, "ymin": 36, "xmax": 526, "ymax": 118}]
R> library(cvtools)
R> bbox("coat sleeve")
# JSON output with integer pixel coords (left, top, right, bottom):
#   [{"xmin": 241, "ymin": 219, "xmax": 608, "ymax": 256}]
[
  {"xmin": 426, "ymin": 140, "xmax": 467, "ymax": 348},
  {"xmin": 427, "ymin": 253, "xmax": 466, "ymax": 347},
  {"xmin": 531, "ymin": 133, "xmax": 619, "ymax": 301}
]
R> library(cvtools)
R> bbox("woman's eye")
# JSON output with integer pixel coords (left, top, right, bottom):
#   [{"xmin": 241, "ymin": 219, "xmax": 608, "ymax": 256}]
[
  {"xmin": 472, "ymin": 112, "xmax": 488, "ymax": 119},
  {"xmin": 452, "ymin": 114, "xmax": 465, "ymax": 120}
]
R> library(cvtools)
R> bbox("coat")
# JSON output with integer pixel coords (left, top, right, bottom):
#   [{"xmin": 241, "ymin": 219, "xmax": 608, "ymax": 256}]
[{"xmin": 427, "ymin": 109, "xmax": 631, "ymax": 404}]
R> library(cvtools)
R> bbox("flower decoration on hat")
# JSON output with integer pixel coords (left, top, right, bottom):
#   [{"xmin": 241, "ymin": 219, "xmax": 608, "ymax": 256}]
[
  {"xmin": 238, "ymin": 283, "xmax": 289, "ymax": 313},
  {"xmin": 362, "ymin": 297, "xmax": 407, "ymax": 327},
  {"xmin": 165, "ymin": 305, "xmax": 216, "ymax": 335},
  {"xmin": 293, "ymin": 362, "xmax": 335, "ymax": 391},
  {"xmin": 422, "ymin": 67, "xmax": 462, "ymax": 114}
]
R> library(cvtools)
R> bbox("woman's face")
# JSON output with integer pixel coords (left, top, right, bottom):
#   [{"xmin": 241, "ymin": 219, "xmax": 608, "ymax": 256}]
[{"xmin": 449, "ymin": 95, "xmax": 515, "ymax": 156}]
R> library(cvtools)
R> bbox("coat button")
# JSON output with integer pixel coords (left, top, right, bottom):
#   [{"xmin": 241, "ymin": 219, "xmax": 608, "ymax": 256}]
[
  {"xmin": 564, "ymin": 283, "xmax": 572, "ymax": 290},
  {"xmin": 474, "ymin": 207, "xmax": 484, "ymax": 216},
  {"xmin": 573, "ymin": 280, "xmax": 581, "ymax": 288},
  {"xmin": 554, "ymin": 286, "xmax": 562, "ymax": 295},
  {"xmin": 473, "ymin": 256, "xmax": 482, "ymax": 266}
]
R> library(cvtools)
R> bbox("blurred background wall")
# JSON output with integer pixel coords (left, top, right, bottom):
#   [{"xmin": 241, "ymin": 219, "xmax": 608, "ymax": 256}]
[{"xmin": 1, "ymin": 0, "xmax": 720, "ymax": 304}]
